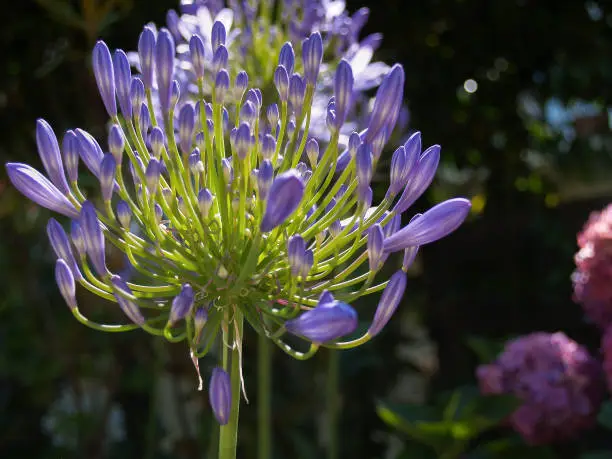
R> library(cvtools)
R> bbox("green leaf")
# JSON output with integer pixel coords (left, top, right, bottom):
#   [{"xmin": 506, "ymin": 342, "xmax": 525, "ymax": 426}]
[
  {"xmin": 597, "ymin": 400, "xmax": 612, "ymax": 430},
  {"xmin": 465, "ymin": 335, "xmax": 505, "ymax": 364},
  {"xmin": 467, "ymin": 437, "xmax": 557, "ymax": 459},
  {"xmin": 35, "ymin": 0, "xmax": 85, "ymax": 29},
  {"xmin": 397, "ymin": 441, "xmax": 438, "ymax": 459}
]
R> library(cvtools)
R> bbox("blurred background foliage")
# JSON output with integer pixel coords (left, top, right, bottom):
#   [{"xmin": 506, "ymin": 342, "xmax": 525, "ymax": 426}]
[{"xmin": 1, "ymin": 0, "xmax": 612, "ymax": 458}]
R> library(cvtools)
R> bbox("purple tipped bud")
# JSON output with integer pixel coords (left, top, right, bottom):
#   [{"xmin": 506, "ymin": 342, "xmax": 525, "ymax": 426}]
[
  {"xmin": 36, "ymin": 119, "xmax": 70, "ymax": 194},
  {"xmin": 150, "ymin": 127, "xmax": 165, "ymax": 158},
  {"xmin": 154, "ymin": 202, "xmax": 163, "ymax": 222},
  {"xmin": 334, "ymin": 60, "xmax": 354, "ymax": 128},
  {"xmin": 267, "ymin": 103, "xmax": 279, "ymax": 129},
  {"xmin": 111, "ymin": 275, "xmax": 145, "ymax": 325},
  {"xmin": 360, "ymin": 186, "xmax": 373, "ymax": 209},
  {"xmin": 246, "ymin": 88, "xmax": 262, "ymax": 111},
  {"xmin": 261, "ymin": 134, "xmax": 276, "ymax": 160},
  {"xmin": 71, "ymin": 220, "xmax": 86, "ymax": 257},
  {"xmin": 92, "ymin": 41, "xmax": 116, "ymax": 117},
  {"xmin": 99, "ymin": 154, "xmax": 116, "ymax": 202},
  {"xmin": 138, "ymin": 26, "xmax": 156, "ymax": 88},
  {"xmin": 278, "ymin": 42, "xmax": 295, "ymax": 74},
  {"xmin": 394, "ymin": 144, "xmax": 441, "ymax": 214},
  {"xmin": 145, "ymin": 158, "xmax": 161, "ymax": 195},
  {"xmin": 6, "ymin": 163, "xmax": 79, "ymax": 218},
  {"xmin": 212, "ymin": 45, "xmax": 229, "ymax": 75},
  {"xmin": 198, "ymin": 188, "xmax": 214, "ymax": 216},
  {"xmin": 211, "ymin": 21, "xmax": 226, "ymax": 50},
  {"xmin": 189, "ymin": 148, "xmax": 201, "ymax": 173},
  {"xmin": 108, "ymin": 125, "xmax": 125, "ymax": 163},
  {"xmin": 240, "ymin": 100, "xmax": 257, "ymax": 125},
  {"xmin": 194, "ymin": 307, "xmax": 208, "ymax": 342},
  {"xmin": 404, "ymin": 131, "xmax": 422, "ymax": 162},
  {"xmin": 388, "ymin": 146, "xmax": 408, "ymax": 196},
  {"xmin": 62, "ymin": 130, "xmax": 79, "ymax": 183},
  {"xmin": 289, "ymin": 74, "xmax": 306, "ymax": 115},
  {"xmin": 55, "ymin": 259, "xmax": 77, "ymax": 310},
  {"xmin": 116, "ymin": 200, "xmax": 132, "ymax": 229},
  {"xmin": 260, "ymin": 170, "xmax": 304, "ymax": 232},
  {"xmin": 178, "ymin": 104, "xmax": 195, "ymax": 154},
  {"xmin": 302, "ymin": 32, "xmax": 323, "ymax": 85},
  {"xmin": 402, "ymin": 245, "xmax": 419, "ymax": 271},
  {"xmin": 287, "ymin": 119, "xmax": 296, "ymax": 137},
  {"xmin": 170, "ymin": 80, "xmax": 180, "ymax": 111},
  {"xmin": 305, "ymin": 138, "xmax": 319, "ymax": 167},
  {"xmin": 130, "ymin": 77, "xmax": 145, "ymax": 111},
  {"xmin": 258, "ymin": 159, "xmax": 274, "ymax": 200},
  {"xmin": 368, "ymin": 224, "xmax": 385, "ymax": 271},
  {"xmin": 366, "ymin": 64, "xmax": 405, "ymax": 143},
  {"xmin": 138, "ymin": 103, "xmax": 151, "ymax": 131},
  {"xmin": 368, "ymin": 270, "xmax": 406, "ymax": 336},
  {"xmin": 287, "ymin": 234, "xmax": 306, "ymax": 277},
  {"xmin": 214, "ymin": 70, "xmax": 230, "ymax": 104},
  {"xmin": 285, "ymin": 300, "xmax": 358, "ymax": 343},
  {"xmin": 189, "ymin": 35, "xmax": 206, "ymax": 79},
  {"xmin": 169, "ymin": 284, "xmax": 194, "ymax": 325},
  {"xmin": 80, "ymin": 201, "xmax": 107, "ymax": 277},
  {"xmin": 384, "ymin": 213, "xmax": 402, "ymax": 237},
  {"xmin": 75, "ymin": 128, "xmax": 104, "ymax": 177},
  {"xmin": 234, "ymin": 71, "xmax": 249, "ymax": 100},
  {"xmin": 235, "ymin": 123, "xmax": 251, "ymax": 159},
  {"xmin": 209, "ymin": 367, "xmax": 231, "ymax": 425},
  {"xmin": 274, "ymin": 66, "xmax": 289, "ymax": 102},
  {"xmin": 355, "ymin": 144, "xmax": 372, "ymax": 190},
  {"xmin": 384, "ymin": 198, "xmax": 471, "ymax": 252},
  {"xmin": 301, "ymin": 249, "xmax": 314, "ymax": 278},
  {"xmin": 47, "ymin": 218, "xmax": 81, "ymax": 281},
  {"xmin": 221, "ymin": 158, "xmax": 233, "ymax": 184},
  {"xmin": 113, "ymin": 50, "xmax": 132, "ymax": 118},
  {"xmin": 156, "ymin": 29, "xmax": 175, "ymax": 114}
]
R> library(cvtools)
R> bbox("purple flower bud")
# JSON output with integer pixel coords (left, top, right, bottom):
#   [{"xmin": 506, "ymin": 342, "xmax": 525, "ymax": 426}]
[
  {"xmin": 113, "ymin": 50, "xmax": 132, "ymax": 118},
  {"xmin": 166, "ymin": 10, "xmax": 180, "ymax": 39},
  {"xmin": 334, "ymin": 60, "xmax": 354, "ymax": 129},
  {"xmin": 55, "ymin": 259, "xmax": 77, "ymax": 310},
  {"xmin": 306, "ymin": 138, "xmax": 319, "ymax": 167},
  {"xmin": 212, "ymin": 45, "xmax": 229, "ymax": 75},
  {"xmin": 221, "ymin": 157, "xmax": 233, "ymax": 184},
  {"xmin": 145, "ymin": 158, "xmax": 161, "ymax": 195},
  {"xmin": 154, "ymin": 202, "xmax": 163, "ymax": 222},
  {"xmin": 150, "ymin": 127, "xmax": 165, "ymax": 158},
  {"xmin": 258, "ymin": 159, "xmax": 274, "ymax": 200},
  {"xmin": 99, "ymin": 154, "xmax": 116, "ymax": 202},
  {"xmin": 111, "ymin": 275, "xmax": 145, "ymax": 325},
  {"xmin": 266, "ymin": 103, "xmax": 279, "ymax": 129},
  {"xmin": 404, "ymin": 131, "xmax": 422, "ymax": 162},
  {"xmin": 355, "ymin": 144, "xmax": 372, "ymax": 192},
  {"xmin": 285, "ymin": 299, "xmax": 358, "ymax": 343},
  {"xmin": 261, "ymin": 134, "xmax": 276, "ymax": 160},
  {"xmin": 71, "ymin": 220, "xmax": 86, "ymax": 257},
  {"xmin": 5, "ymin": 163, "xmax": 79, "ymax": 218},
  {"xmin": 108, "ymin": 125, "xmax": 125, "ymax": 164},
  {"xmin": 138, "ymin": 26, "xmax": 156, "ymax": 88},
  {"xmin": 368, "ymin": 224, "xmax": 384, "ymax": 272},
  {"xmin": 388, "ymin": 146, "xmax": 408, "ymax": 196},
  {"xmin": 168, "ymin": 283, "xmax": 194, "ymax": 325},
  {"xmin": 302, "ymin": 32, "xmax": 323, "ymax": 85},
  {"xmin": 234, "ymin": 123, "xmax": 250, "ymax": 160},
  {"xmin": 170, "ymin": 80, "xmax": 180, "ymax": 111},
  {"xmin": 62, "ymin": 130, "xmax": 79, "ymax": 183},
  {"xmin": 394, "ymin": 144, "xmax": 441, "ymax": 214},
  {"xmin": 211, "ymin": 21, "xmax": 227, "ymax": 50},
  {"xmin": 214, "ymin": 70, "xmax": 230, "ymax": 104},
  {"xmin": 274, "ymin": 66, "xmax": 289, "ymax": 102},
  {"xmin": 287, "ymin": 119, "xmax": 296, "ymax": 137},
  {"xmin": 194, "ymin": 306, "xmax": 208, "ymax": 342},
  {"xmin": 156, "ymin": 29, "xmax": 175, "ymax": 114},
  {"xmin": 260, "ymin": 170, "xmax": 305, "ymax": 232},
  {"xmin": 209, "ymin": 367, "xmax": 231, "ymax": 425},
  {"xmin": 47, "ymin": 218, "xmax": 82, "ymax": 281},
  {"xmin": 198, "ymin": 188, "xmax": 214, "ymax": 216},
  {"xmin": 92, "ymin": 41, "xmax": 116, "ymax": 117},
  {"xmin": 289, "ymin": 74, "xmax": 305, "ymax": 115},
  {"xmin": 189, "ymin": 35, "xmax": 206, "ymax": 79},
  {"xmin": 246, "ymin": 88, "xmax": 262, "ymax": 111},
  {"xmin": 130, "ymin": 76, "xmax": 145, "ymax": 111},
  {"xmin": 366, "ymin": 64, "xmax": 405, "ymax": 143},
  {"xmin": 138, "ymin": 103, "xmax": 151, "ymax": 130},
  {"xmin": 384, "ymin": 213, "xmax": 402, "ymax": 237},
  {"xmin": 75, "ymin": 128, "xmax": 104, "ymax": 177},
  {"xmin": 116, "ymin": 200, "xmax": 132, "ymax": 229},
  {"xmin": 234, "ymin": 71, "xmax": 249, "ymax": 100},
  {"xmin": 384, "ymin": 198, "xmax": 471, "ymax": 252},
  {"xmin": 288, "ymin": 234, "xmax": 306, "ymax": 277},
  {"xmin": 367, "ymin": 270, "xmax": 406, "ymax": 336},
  {"xmin": 36, "ymin": 119, "xmax": 70, "ymax": 194},
  {"xmin": 189, "ymin": 148, "xmax": 201, "ymax": 173},
  {"xmin": 278, "ymin": 42, "xmax": 295, "ymax": 74},
  {"xmin": 178, "ymin": 103, "xmax": 195, "ymax": 154},
  {"xmin": 301, "ymin": 249, "xmax": 314, "ymax": 278},
  {"xmin": 80, "ymin": 201, "xmax": 107, "ymax": 276},
  {"xmin": 402, "ymin": 245, "xmax": 419, "ymax": 271},
  {"xmin": 240, "ymin": 100, "xmax": 257, "ymax": 126}
]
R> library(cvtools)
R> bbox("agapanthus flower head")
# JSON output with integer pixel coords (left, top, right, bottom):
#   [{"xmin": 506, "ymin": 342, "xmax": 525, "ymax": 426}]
[
  {"xmin": 476, "ymin": 332, "xmax": 603, "ymax": 445},
  {"xmin": 572, "ymin": 203, "xmax": 612, "ymax": 329},
  {"xmin": 6, "ymin": 0, "xmax": 470, "ymax": 422}
]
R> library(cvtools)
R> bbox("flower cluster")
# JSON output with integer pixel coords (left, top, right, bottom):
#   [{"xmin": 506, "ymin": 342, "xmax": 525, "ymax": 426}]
[
  {"xmin": 573, "ymin": 203, "xmax": 612, "ymax": 329},
  {"xmin": 476, "ymin": 332, "xmax": 603, "ymax": 445},
  {"xmin": 131, "ymin": 0, "xmax": 391, "ymax": 141},
  {"xmin": 6, "ymin": 3, "xmax": 470, "ymax": 423}
]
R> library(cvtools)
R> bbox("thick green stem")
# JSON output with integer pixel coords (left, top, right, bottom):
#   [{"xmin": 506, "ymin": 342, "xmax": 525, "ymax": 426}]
[
  {"xmin": 326, "ymin": 350, "xmax": 340, "ymax": 459},
  {"xmin": 258, "ymin": 333, "xmax": 272, "ymax": 459},
  {"xmin": 218, "ymin": 311, "xmax": 244, "ymax": 459}
]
